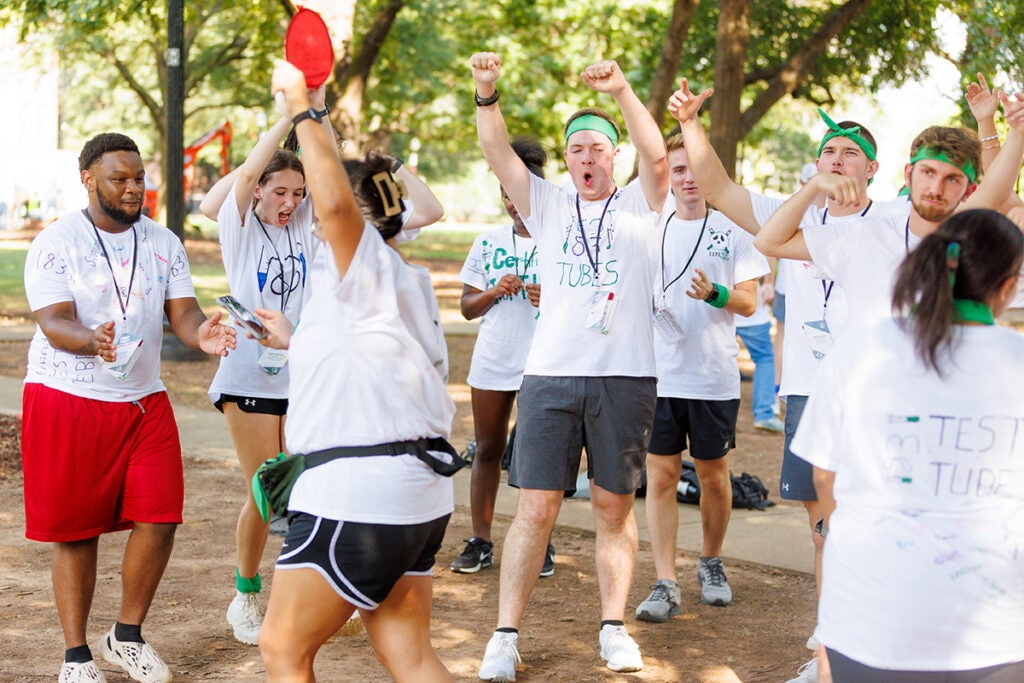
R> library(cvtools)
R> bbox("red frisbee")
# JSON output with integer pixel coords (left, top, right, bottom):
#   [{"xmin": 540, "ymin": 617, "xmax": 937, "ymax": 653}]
[{"xmin": 285, "ymin": 7, "xmax": 334, "ymax": 88}]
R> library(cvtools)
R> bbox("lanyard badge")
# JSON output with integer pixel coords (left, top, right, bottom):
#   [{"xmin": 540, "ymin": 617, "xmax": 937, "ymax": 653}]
[
  {"xmin": 258, "ymin": 348, "xmax": 288, "ymax": 375},
  {"xmin": 103, "ymin": 331, "xmax": 143, "ymax": 381}
]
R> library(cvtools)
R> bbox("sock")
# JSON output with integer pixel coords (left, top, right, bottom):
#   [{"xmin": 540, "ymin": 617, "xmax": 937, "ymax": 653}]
[
  {"xmin": 114, "ymin": 621, "xmax": 143, "ymax": 644},
  {"xmin": 495, "ymin": 627, "xmax": 518, "ymax": 635},
  {"xmin": 235, "ymin": 568, "xmax": 262, "ymax": 593},
  {"xmin": 600, "ymin": 620, "xmax": 624, "ymax": 629},
  {"xmin": 64, "ymin": 645, "xmax": 92, "ymax": 664}
]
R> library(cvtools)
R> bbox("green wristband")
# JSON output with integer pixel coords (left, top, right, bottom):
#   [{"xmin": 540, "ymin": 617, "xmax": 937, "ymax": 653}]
[{"xmin": 705, "ymin": 283, "xmax": 730, "ymax": 309}]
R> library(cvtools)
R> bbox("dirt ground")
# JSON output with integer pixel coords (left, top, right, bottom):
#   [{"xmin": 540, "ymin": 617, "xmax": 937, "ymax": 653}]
[{"xmin": 0, "ymin": 238, "xmax": 818, "ymax": 682}]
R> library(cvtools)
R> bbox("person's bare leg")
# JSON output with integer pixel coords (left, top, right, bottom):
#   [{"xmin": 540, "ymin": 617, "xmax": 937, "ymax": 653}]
[
  {"xmin": 643, "ymin": 454, "xmax": 682, "ymax": 580},
  {"xmin": 119, "ymin": 522, "xmax": 177, "ymax": 625},
  {"xmin": 589, "ymin": 484, "xmax": 638, "ymax": 621},
  {"xmin": 223, "ymin": 404, "xmax": 284, "ymax": 580},
  {"xmin": 260, "ymin": 567, "xmax": 357, "ymax": 683},
  {"xmin": 494, "ymin": 488, "xmax": 563, "ymax": 628},
  {"xmin": 803, "ymin": 499, "xmax": 824, "ymax": 599},
  {"xmin": 362, "ymin": 575, "xmax": 453, "ymax": 682},
  {"xmin": 468, "ymin": 389, "xmax": 516, "ymax": 540},
  {"xmin": 53, "ymin": 537, "xmax": 99, "ymax": 648},
  {"xmin": 692, "ymin": 456, "xmax": 731, "ymax": 557}
]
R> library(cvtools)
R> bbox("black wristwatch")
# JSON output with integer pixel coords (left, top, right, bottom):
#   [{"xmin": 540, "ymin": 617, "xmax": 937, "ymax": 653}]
[{"xmin": 292, "ymin": 107, "xmax": 324, "ymax": 127}]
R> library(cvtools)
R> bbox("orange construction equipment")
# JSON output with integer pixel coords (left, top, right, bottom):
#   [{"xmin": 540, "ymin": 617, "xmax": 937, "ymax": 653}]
[{"xmin": 144, "ymin": 120, "xmax": 232, "ymax": 217}]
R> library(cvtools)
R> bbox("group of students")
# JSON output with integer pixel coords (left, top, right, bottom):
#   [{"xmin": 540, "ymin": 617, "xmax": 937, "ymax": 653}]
[{"xmin": 20, "ymin": 53, "xmax": 1024, "ymax": 683}]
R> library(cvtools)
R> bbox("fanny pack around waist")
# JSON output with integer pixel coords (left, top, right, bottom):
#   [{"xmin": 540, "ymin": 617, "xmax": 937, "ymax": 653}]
[{"xmin": 251, "ymin": 437, "xmax": 468, "ymax": 522}]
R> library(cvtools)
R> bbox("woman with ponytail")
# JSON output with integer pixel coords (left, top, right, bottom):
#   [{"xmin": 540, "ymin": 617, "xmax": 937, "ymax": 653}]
[{"xmin": 789, "ymin": 208, "xmax": 1024, "ymax": 681}]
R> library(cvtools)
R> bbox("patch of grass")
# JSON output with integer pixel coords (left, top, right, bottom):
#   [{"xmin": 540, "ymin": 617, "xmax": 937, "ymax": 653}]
[
  {"xmin": 401, "ymin": 229, "xmax": 479, "ymax": 262},
  {"xmin": 0, "ymin": 243, "xmax": 30, "ymax": 318}
]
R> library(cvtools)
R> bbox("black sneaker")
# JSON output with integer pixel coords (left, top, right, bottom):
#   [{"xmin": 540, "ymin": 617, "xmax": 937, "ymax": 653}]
[
  {"xmin": 450, "ymin": 537, "xmax": 494, "ymax": 574},
  {"xmin": 539, "ymin": 543, "xmax": 555, "ymax": 578}
]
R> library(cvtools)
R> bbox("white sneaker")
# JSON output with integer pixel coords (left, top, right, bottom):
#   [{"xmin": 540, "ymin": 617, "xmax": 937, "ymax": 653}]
[
  {"xmin": 97, "ymin": 626, "xmax": 172, "ymax": 683},
  {"xmin": 785, "ymin": 656, "xmax": 819, "ymax": 683},
  {"xmin": 59, "ymin": 661, "xmax": 108, "ymax": 683},
  {"xmin": 226, "ymin": 591, "xmax": 264, "ymax": 645},
  {"xmin": 478, "ymin": 631, "xmax": 521, "ymax": 682},
  {"xmin": 599, "ymin": 624, "xmax": 643, "ymax": 673}
]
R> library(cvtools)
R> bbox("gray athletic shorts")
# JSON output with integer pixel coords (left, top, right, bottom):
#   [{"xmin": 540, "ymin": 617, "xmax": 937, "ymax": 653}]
[
  {"xmin": 780, "ymin": 394, "xmax": 816, "ymax": 501},
  {"xmin": 510, "ymin": 375, "xmax": 657, "ymax": 495}
]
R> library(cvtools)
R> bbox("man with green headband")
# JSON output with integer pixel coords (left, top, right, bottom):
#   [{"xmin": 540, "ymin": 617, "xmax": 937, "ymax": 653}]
[
  {"xmin": 755, "ymin": 109, "xmax": 1024, "ymax": 328},
  {"xmin": 469, "ymin": 51, "xmax": 668, "ymax": 679}
]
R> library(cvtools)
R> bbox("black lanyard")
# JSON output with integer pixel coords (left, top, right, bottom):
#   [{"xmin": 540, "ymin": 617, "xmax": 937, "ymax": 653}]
[
  {"xmin": 818, "ymin": 201, "xmax": 871, "ymax": 316},
  {"xmin": 820, "ymin": 199, "xmax": 872, "ymax": 224},
  {"xmin": 253, "ymin": 212, "xmax": 297, "ymax": 312},
  {"xmin": 511, "ymin": 228, "xmax": 537, "ymax": 279},
  {"xmin": 904, "ymin": 218, "xmax": 911, "ymax": 254},
  {"xmin": 575, "ymin": 191, "xmax": 615, "ymax": 281},
  {"xmin": 660, "ymin": 208, "xmax": 709, "ymax": 294},
  {"xmin": 85, "ymin": 209, "xmax": 137, "ymax": 323}
]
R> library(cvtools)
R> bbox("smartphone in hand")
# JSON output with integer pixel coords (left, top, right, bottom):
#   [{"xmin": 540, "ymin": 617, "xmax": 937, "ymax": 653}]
[{"xmin": 217, "ymin": 295, "xmax": 268, "ymax": 339}]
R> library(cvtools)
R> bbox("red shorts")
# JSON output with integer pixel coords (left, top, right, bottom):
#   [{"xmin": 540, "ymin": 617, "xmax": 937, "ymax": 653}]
[{"xmin": 21, "ymin": 383, "xmax": 184, "ymax": 542}]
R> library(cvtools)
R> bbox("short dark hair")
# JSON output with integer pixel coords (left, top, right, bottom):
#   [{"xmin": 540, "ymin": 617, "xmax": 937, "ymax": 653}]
[
  {"xmin": 892, "ymin": 208, "xmax": 1023, "ymax": 374},
  {"xmin": 79, "ymin": 133, "xmax": 140, "ymax": 172},
  {"xmin": 511, "ymin": 136, "xmax": 546, "ymax": 179}
]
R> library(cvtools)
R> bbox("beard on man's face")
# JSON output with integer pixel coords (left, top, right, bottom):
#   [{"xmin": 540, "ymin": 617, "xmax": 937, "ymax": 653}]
[
  {"xmin": 97, "ymin": 187, "xmax": 142, "ymax": 225},
  {"xmin": 911, "ymin": 194, "xmax": 952, "ymax": 223}
]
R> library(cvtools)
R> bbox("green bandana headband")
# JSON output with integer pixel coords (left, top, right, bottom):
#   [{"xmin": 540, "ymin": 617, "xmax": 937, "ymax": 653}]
[
  {"xmin": 565, "ymin": 114, "xmax": 619, "ymax": 147},
  {"xmin": 908, "ymin": 146, "xmax": 978, "ymax": 184},
  {"xmin": 816, "ymin": 109, "xmax": 877, "ymax": 161}
]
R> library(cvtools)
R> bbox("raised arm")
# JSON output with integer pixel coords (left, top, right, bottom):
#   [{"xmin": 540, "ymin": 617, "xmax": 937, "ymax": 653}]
[
  {"xmin": 668, "ymin": 79, "xmax": 762, "ymax": 234},
  {"xmin": 471, "ymin": 53, "xmax": 533, "ymax": 219},
  {"xmin": 754, "ymin": 172, "xmax": 866, "ymax": 260},
  {"xmin": 583, "ymin": 60, "xmax": 668, "ymax": 210},
  {"xmin": 393, "ymin": 160, "xmax": 445, "ymax": 229},
  {"xmin": 272, "ymin": 61, "xmax": 363, "ymax": 276},
  {"xmin": 965, "ymin": 73, "xmax": 1002, "ymax": 172},
  {"xmin": 963, "ymin": 91, "xmax": 1024, "ymax": 211}
]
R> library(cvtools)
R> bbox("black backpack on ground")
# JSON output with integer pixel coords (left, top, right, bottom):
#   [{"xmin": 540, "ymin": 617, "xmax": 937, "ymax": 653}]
[{"xmin": 675, "ymin": 461, "xmax": 775, "ymax": 511}]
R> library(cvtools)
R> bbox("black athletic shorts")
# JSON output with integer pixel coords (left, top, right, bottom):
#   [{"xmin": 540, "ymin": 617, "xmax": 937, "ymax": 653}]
[
  {"xmin": 214, "ymin": 393, "xmax": 288, "ymax": 416},
  {"xmin": 275, "ymin": 512, "xmax": 449, "ymax": 610}
]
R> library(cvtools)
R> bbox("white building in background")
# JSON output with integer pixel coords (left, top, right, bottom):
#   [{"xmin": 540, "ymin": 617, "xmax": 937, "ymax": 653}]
[{"xmin": 0, "ymin": 25, "xmax": 83, "ymax": 230}]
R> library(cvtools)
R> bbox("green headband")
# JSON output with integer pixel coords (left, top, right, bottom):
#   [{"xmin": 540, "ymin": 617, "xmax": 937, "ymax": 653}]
[
  {"xmin": 565, "ymin": 114, "xmax": 619, "ymax": 147},
  {"xmin": 908, "ymin": 146, "xmax": 978, "ymax": 184},
  {"xmin": 816, "ymin": 109, "xmax": 877, "ymax": 161}
]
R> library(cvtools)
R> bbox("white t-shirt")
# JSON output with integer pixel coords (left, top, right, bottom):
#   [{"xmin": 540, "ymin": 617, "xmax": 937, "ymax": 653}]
[
  {"xmin": 793, "ymin": 319, "xmax": 1024, "ymax": 671},
  {"xmin": 208, "ymin": 181, "xmax": 317, "ymax": 402},
  {"xmin": 285, "ymin": 224, "xmax": 454, "ymax": 525},
  {"xmin": 801, "ymin": 199, "xmax": 914, "ymax": 330},
  {"xmin": 24, "ymin": 211, "xmax": 196, "ymax": 401},
  {"xmin": 459, "ymin": 225, "xmax": 540, "ymax": 391},
  {"xmin": 522, "ymin": 175, "xmax": 659, "ymax": 377},
  {"xmin": 779, "ymin": 198, "xmax": 910, "ymax": 397},
  {"xmin": 653, "ymin": 206, "xmax": 769, "ymax": 400}
]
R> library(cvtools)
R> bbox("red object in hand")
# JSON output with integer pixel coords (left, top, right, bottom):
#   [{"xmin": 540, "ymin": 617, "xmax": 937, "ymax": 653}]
[{"xmin": 285, "ymin": 7, "xmax": 334, "ymax": 88}]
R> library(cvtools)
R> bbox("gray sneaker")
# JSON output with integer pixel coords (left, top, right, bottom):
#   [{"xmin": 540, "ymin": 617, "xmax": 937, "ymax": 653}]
[
  {"xmin": 635, "ymin": 579, "xmax": 681, "ymax": 622},
  {"xmin": 697, "ymin": 557, "xmax": 733, "ymax": 606}
]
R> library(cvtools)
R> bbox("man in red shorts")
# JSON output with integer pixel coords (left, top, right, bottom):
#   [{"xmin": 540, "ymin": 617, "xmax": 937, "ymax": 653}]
[{"xmin": 22, "ymin": 132, "xmax": 236, "ymax": 683}]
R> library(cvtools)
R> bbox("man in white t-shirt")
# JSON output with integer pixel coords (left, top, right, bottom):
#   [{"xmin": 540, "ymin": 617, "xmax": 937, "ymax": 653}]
[
  {"xmin": 666, "ymin": 79, "xmax": 902, "ymax": 682},
  {"xmin": 470, "ymin": 52, "xmax": 668, "ymax": 679},
  {"xmin": 754, "ymin": 98, "xmax": 1024, "ymax": 329},
  {"xmin": 22, "ymin": 133, "xmax": 236, "ymax": 683},
  {"xmin": 635, "ymin": 134, "xmax": 768, "ymax": 622}
]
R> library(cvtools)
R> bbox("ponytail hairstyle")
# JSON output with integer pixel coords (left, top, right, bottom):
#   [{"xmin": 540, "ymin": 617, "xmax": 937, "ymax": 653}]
[
  {"xmin": 892, "ymin": 208, "xmax": 1023, "ymax": 374},
  {"xmin": 342, "ymin": 152, "xmax": 406, "ymax": 240}
]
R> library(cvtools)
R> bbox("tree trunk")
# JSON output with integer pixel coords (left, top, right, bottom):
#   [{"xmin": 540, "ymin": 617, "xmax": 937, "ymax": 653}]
[
  {"xmin": 646, "ymin": 0, "xmax": 701, "ymax": 131},
  {"xmin": 710, "ymin": 0, "xmax": 750, "ymax": 180},
  {"xmin": 737, "ymin": 0, "xmax": 871, "ymax": 139}
]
